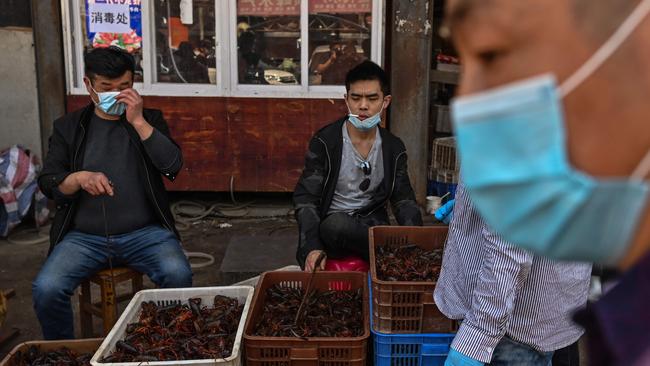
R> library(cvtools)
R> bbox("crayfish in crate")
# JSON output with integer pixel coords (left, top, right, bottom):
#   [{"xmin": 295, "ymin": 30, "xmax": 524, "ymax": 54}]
[
  {"xmin": 376, "ymin": 243, "xmax": 443, "ymax": 282},
  {"xmin": 9, "ymin": 345, "xmax": 92, "ymax": 366},
  {"xmin": 252, "ymin": 284, "xmax": 364, "ymax": 338},
  {"xmin": 101, "ymin": 295, "xmax": 243, "ymax": 362}
]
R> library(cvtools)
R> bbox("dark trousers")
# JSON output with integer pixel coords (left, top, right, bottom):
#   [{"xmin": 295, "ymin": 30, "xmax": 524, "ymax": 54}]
[
  {"xmin": 319, "ymin": 211, "xmax": 389, "ymax": 262},
  {"xmin": 487, "ymin": 338, "xmax": 580, "ymax": 366},
  {"xmin": 552, "ymin": 341, "xmax": 580, "ymax": 366}
]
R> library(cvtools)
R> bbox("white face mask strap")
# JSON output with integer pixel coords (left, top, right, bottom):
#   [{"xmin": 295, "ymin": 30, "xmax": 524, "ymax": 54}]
[
  {"xmin": 87, "ymin": 81, "xmax": 100, "ymax": 105},
  {"xmin": 344, "ymin": 99, "xmax": 386, "ymax": 117},
  {"xmin": 344, "ymin": 98, "xmax": 356, "ymax": 117},
  {"xmin": 632, "ymin": 150, "xmax": 650, "ymax": 180},
  {"xmin": 559, "ymin": 0, "xmax": 650, "ymax": 98}
]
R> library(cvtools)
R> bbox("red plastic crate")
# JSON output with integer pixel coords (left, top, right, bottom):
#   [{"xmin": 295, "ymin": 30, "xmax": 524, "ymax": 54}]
[
  {"xmin": 243, "ymin": 271, "xmax": 369, "ymax": 366},
  {"xmin": 0, "ymin": 338, "xmax": 102, "ymax": 366},
  {"xmin": 369, "ymin": 226, "xmax": 455, "ymax": 334}
]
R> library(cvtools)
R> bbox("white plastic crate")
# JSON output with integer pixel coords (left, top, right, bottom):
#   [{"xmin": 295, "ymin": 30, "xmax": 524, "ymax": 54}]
[
  {"xmin": 91, "ymin": 286, "xmax": 254, "ymax": 366},
  {"xmin": 431, "ymin": 137, "xmax": 459, "ymax": 172},
  {"xmin": 231, "ymin": 265, "xmax": 301, "ymax": 287},
  {"xmin": 435, "ymin": 169, "xmax": 459, "ymax": 184}
]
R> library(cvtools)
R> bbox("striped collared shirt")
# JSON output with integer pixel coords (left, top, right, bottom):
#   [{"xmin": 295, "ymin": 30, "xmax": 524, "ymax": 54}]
[{"xmin": 433, "ymin": 182, "xmax": 592, "ymax": 363}]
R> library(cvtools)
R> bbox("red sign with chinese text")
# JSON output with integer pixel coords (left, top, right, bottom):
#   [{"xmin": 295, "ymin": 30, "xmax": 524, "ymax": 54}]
[
  {"xmin": 238, "ymin": 0, "xmax": 300, "ymax": 16},
  {"xmin": 237, "ymin": 0, "xmax": 371, "ymax": 16},
  {"xmin": 310, "ymin": 0, "xmax": 371, "ymax": 14}
]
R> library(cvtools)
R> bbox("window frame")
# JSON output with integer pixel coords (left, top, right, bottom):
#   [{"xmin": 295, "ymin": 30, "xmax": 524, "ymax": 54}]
[
  {"xmin": 62, "ymin": 0, "xmax": 384, "ymax": 99},
  {"xmin": 141, "ymin": 0, "xmax": 230, "ymax": 96}
]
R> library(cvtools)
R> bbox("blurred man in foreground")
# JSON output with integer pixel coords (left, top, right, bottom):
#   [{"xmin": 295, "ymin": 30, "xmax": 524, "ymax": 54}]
[{"xmin": 444, "ymin": 0, "xmax": 650, "ymax": 364}]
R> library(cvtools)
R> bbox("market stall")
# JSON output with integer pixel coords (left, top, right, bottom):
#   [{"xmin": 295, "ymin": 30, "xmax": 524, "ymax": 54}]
[{"xmin": 62, "ymin": 0, "xmax": 383, "ymax": 192}]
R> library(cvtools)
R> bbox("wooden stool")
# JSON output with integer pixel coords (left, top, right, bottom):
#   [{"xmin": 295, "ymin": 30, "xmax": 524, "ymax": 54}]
[{"xmin": 78, "ymin": 267, "xmax": 143, "ymax": 337}]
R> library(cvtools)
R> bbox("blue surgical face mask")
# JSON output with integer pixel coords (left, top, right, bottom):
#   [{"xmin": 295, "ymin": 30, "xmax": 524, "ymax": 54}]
[
  {"xmin": 451, "ymin": 0, "xmax": 650, "ymax": 264},
  {"xmin": 347, "ymin": 102, "xmax": 386, "ymax": 131},
  {"xmin": 90, "ymin": 85, "xmax": 126, "ymax": 116}
]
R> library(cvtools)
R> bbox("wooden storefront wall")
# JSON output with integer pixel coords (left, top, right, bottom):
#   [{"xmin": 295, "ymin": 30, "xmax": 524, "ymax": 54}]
[{"xmin": 67, "ymin": 95, "xmax": 347, "ymax": 192}]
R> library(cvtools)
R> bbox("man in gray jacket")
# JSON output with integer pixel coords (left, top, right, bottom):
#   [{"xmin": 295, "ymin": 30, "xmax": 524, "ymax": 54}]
[{"xmin": 293, "ymin": 61, "xmax": 422, "ymax": 272}]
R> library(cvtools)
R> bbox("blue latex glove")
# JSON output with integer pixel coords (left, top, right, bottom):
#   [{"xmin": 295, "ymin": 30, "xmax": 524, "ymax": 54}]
[
  {"xmin": 435, "ymin": 199, "xmax": 455, "ymax": 224},
  {"xmin": 444, "ymin": 348, "xmax": 485, "ymax": 366}
]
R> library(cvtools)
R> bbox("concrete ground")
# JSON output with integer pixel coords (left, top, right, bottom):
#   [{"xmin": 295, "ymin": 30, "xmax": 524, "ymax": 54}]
[{"xmin": 0, "ymin": 193, "xmax": 300, "ymax": 358}]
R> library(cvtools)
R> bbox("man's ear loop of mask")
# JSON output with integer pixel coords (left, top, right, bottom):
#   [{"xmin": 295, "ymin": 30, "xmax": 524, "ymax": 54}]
[
  {"xmin": 547, "ymin": 0, "xmax": 650, "ymax": 267},
  {"xmin": 344, "ymin": 98, "xmax": 387, "ymax": 119},
  {"xmin": 521, "ymin": 0, "xmax": 650, "ymax": 264},
  {"xmin": 557, "ymin": 0, "xmax": 650, "ymax": 180},
  {"xmin": 85, "ymin": 77, "xmax": 99, "ymax": 104}
]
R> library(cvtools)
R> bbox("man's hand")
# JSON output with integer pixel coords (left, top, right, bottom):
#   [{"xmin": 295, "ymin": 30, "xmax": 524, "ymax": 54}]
[
  {"xmin": 75, "ymin": 171, "xmax": 114, "ymax": 196},
  {"xmin": 117, "ymin": 88, "xmax": 144, "ymax": 124},
  {"xmin": 117, "ymin": 88, "xmax": 153, "ymax": 140},
  {"xmin": 305, "ymin": 250, "xmax": 327, "ymax": 272},
  {"xmin": 329, "ymin": 50, "xmax": 338, "ymax": 62}
]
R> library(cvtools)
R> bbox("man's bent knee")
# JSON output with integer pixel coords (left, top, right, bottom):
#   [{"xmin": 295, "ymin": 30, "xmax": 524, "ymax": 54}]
[
  {"xmin": 320, "ymin": 213, "xmax": 354, "ymax": 240},
  {"xmin": 157, "ymin": 258, "xmax": 193, "ymax": 288},
  {"xmin": 32, "ymin": 275, "xmax": 70, "ymax": 308}
]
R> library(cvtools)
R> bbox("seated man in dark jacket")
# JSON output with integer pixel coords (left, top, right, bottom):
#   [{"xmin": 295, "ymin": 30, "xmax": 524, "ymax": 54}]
[
  {"xmin": 33, "ymin": 47, "xmax": 192, "ymax": 339},
  {"xmin": 294, "ymin": 61, "xmax": 423, "ymax": 272}
]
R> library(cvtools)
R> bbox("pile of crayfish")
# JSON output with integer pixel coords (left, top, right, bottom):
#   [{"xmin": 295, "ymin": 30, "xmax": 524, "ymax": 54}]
[
  {"xmin": 101, "ymin": 295, "xmax": 243, "ymax": 362},
  {"xmin": 9, "ymin": 345, "xmax": 92, "ymax": 366},
  {"xmin": 253, "ymin": 284, "xmax": 364, "ymax": 338},
  {"xmin": 376, "ymin": 244, "xmax": 443, "ymax": 282}
]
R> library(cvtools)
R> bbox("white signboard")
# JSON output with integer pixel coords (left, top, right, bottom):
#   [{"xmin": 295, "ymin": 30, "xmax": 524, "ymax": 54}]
[{"xmin": 88, "ymin": 3, "xmax": 131, "ymax": 34}]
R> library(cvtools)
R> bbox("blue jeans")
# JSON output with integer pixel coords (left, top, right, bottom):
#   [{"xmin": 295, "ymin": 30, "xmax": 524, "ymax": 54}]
[
  {"xmin": 32, "ymin": 225, "xmax": 192, "ymax": 339},
  {"xmin": 489, "ymin": 337, "xmax": 554, "ymax": 366}
]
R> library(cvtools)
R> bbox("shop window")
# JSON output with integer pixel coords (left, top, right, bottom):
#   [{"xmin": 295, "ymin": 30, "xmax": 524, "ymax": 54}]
[
  {"xmin": 153, "ymin": 0, "xmax": 217, "ymax": 84},
  {"xmin": 81, "ymin": 0, "xmax": 144, "ymax": 82},
  {"xmin": 236, "ymin": 0, "xmax": 301, "ymax": 86},
  {"xmin": 63, "ymin": 0, "xmax": 383, "ymax": 97},
  {"xmin": 308, "ymin": 3, "xmax": 371, "ymax": 86}
]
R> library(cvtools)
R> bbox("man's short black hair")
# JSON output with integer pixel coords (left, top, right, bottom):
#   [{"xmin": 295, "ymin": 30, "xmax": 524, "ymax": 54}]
[
  {"xmin": 84, "ymin": 46, "xmax": 135, "ymax": 81},
  {"xmin": 345, "ymin": 60, "xmax": 390, "ymax": 96}
]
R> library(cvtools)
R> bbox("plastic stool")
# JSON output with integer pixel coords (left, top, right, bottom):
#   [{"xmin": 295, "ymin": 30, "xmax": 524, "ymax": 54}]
[
  {"xmin": 78, "ymin": 267, "xmax": 143, "ymax": 337},
  {"xmin": 325, "ymin": 256, "xmax": 369, "ymax": 272}
]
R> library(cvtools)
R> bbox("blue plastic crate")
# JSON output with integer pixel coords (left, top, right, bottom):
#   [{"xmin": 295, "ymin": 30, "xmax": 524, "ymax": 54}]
[
  {"xmin": 370, "ymin": 277, "xmax": 455, "ymax": 366},
  {"xmin": 373, "ymin": 332, "xmax": 454, "ymax": 366}
]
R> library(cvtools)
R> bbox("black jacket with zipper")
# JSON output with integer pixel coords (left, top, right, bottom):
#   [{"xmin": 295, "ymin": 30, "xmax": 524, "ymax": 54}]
[
  {"xmin": 293, "ymin": 118, "xmax": 423, "ymax": 267},
  {"xmin": 38, "ymin": 103, "xmax": 182, "ymax": 255}
]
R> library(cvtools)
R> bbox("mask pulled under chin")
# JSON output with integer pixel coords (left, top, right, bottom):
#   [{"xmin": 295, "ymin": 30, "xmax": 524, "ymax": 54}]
[{"xmin": 347, "ymin": 103, "xmax": 385, "ymax": 131}]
